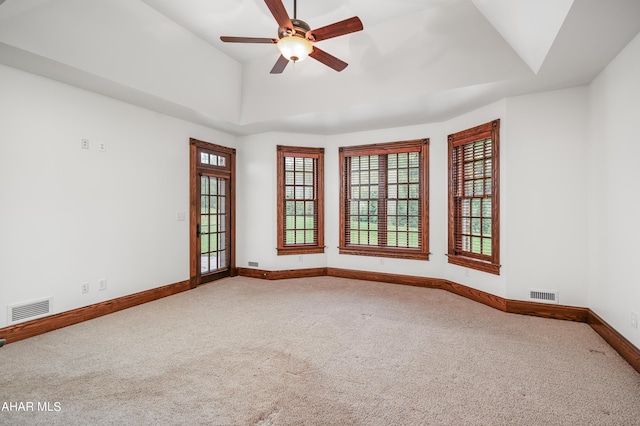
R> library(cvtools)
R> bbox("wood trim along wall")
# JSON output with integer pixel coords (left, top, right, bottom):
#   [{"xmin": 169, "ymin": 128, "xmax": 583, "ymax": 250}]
[
  {"xmin": 237, "ymin": 266, "xmax": 639, "ymax": 374},
  {"xmin": 327, "ymin": 268, "xmax": 443, "ymax": 289},
  {"xmin": 506, "ymin": 299, "xmax": 589, "ymax": 322},
  {"xmin": 443, "ymin": 280, "xmax": 507, "ymax": 312},
  {"xmin": 0, "ymin": 280, "xmax": 190, "ymax": 344},
  {"xmin": 236, "ymin": 267, "xmax": 328, "ymax": 280},
  {"xmin": 588, "ymin": 311, "xmax": 640, "ymax": 374}
]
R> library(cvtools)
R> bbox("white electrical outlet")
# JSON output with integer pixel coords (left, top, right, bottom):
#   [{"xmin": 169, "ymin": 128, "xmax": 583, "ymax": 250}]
[
  {"xmin": 81, "ymin": 138, "xmax": 89, "ymax": 149},
  {"xmin": 632, "ymin": 311, "xmax": 638, "ymax": 329},
  {"xmin": 81, "ymin": 282, "xmax": 89, "ymax": 294},
  {"xmin": 98, "ymin": 279, "xmax": 107, "ymax": 291},
  {"xmin": 98, "ymin": 140, "xmax": 107, "ymax": 152}
]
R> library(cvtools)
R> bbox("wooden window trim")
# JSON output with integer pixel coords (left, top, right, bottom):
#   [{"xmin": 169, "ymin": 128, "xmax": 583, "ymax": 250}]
[
  {"xmin": 338, "ymin": 139, "xmax": 430, "ymax": 260},
  {"xmin": 276, "ymin": 145, "xmax": 325, "ymax": 255},
  {"xmin": 447, "ymin": 119, "xmax": 500, "ymax": 275}
]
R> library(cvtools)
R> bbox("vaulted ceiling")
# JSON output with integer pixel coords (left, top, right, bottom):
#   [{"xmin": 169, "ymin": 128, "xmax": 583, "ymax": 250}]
[{"xmin": 1, "ymin": 0, "xmax": 639, "ymax": 135}]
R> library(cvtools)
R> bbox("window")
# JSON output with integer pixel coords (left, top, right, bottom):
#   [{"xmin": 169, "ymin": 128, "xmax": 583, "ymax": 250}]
[
  {"xmin": 339, "ymin": 139, "xmax": 429, "ymax": 260},
  {"xmin": 276, "ymin": 146, "xmax": 324, "ymax": 255},
  {"xmin": 199, "ymin": 151, "xmax": 227, "ymax": 168},
  {"xmin": 448, "ymin": 119, "xmax": 500, "ymax": 274}
]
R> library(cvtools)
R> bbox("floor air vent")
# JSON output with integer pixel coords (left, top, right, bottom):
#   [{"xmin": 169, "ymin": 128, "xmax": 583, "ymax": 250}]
[
  {"xmin": 8, "ymin": 298, "xmax": 52, "ymax": 324},
  {"xmin": 528, "ymin": 289, "xmax": 559, "ymax": 304}
]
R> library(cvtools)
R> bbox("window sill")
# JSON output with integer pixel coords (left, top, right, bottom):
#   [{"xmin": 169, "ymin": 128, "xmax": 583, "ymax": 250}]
[
  {"xmin": 277, "ymin": 246, "xmax": 325, "ymax": 256},
  {"xmin": 339, "ymin": 246, "xmax": 429, "ymax": 260},
  {"xmin": 447, "ymin": 254, "xmax": 500, "ymax": 275}
]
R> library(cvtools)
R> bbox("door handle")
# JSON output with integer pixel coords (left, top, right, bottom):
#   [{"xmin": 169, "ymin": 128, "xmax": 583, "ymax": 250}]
[{"xmin": 196, "ymin": 223, "xmax": 201, "ymax": 238}]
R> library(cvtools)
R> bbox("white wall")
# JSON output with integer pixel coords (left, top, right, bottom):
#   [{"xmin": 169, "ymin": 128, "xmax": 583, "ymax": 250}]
[
  {"xmin": 588, "ymin": 33, "xmax": 640, "ymax": 348},
  {"xmin": 505, "ymin": 87, "xmax": 589, "ymax": 306},
  {"xmin": 0, "ymin": 65, "xmax": 236, "ymax": 329},
  {"xmin": 236, "ymin": 132, "xmax": 328, "ymax": 271}
]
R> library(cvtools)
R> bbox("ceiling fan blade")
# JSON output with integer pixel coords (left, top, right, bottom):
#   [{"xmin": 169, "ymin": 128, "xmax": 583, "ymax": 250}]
[
  {"xmin": 220, "ymin": 36, "xmax": 277, "ymax": 44},
  {"xmin": 307, "ymin": 17, "xmax": 363, "ymax": 42},
  {"xmin": 264, "ymin": 0, "xmax": 293, "ymax": 32},
  {"xmin": 309, "ymin": 46, "xmax": 348, "ymax": 72},
  {"xmin": 270, "ymin": 55, "xmax": 290, "ymax": 74}
]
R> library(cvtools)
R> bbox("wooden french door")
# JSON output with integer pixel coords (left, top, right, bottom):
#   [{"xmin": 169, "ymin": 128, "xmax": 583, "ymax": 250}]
[{"xmin": 190, "ymin": 139, "xmax": 236, "ymax": 287}]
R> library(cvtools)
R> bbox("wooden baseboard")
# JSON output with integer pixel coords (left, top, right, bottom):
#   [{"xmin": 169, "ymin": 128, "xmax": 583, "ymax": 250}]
[
  {"xmin": 442, "ymin": 280, "xmax": 507, "ymax": 311},
  {"xmin": 326, "ymin": 268, "xmax": 444, "ymax": 288},
  {"xmin": 0, "ymin": 280, "xmax": 190, "ymax": 344},
  {"xmin": 236, "ymin": 267, "xmax": 327, "ymax": 280},
  {"xmin": 506, "ymin": 299, "xmax": 589, "ymax": 322},
  {"xmin": 588, "ymin": 311, "xmax": 640, "ymax": 374}
]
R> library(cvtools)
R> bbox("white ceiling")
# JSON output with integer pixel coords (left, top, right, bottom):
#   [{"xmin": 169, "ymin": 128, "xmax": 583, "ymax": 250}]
[{"xmin": 1, "ymin": 0, "xmax": 639, "ymax": 135}]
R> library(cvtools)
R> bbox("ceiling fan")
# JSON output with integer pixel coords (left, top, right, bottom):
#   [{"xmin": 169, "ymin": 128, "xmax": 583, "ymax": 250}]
[{"xmin": 220, "ymin": 0, "xmax": 363, "ymax": 74}]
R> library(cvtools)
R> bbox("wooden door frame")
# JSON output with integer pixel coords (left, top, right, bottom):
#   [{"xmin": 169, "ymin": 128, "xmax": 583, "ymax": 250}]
[{"xmin": 189, "ymin": 138, "xmax": 236, "ymax": 288}]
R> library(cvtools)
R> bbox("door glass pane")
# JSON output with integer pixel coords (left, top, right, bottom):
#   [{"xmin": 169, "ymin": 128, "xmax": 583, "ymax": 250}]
[{"xmin": 201, "ymin": 175, "xmax": 229, "ymax": 274}]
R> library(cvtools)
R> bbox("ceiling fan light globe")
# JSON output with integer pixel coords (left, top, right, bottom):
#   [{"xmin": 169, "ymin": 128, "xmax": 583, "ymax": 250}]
[{"xmin": 277, "ymin": 36, "xmax": 312, "ymax": 62}]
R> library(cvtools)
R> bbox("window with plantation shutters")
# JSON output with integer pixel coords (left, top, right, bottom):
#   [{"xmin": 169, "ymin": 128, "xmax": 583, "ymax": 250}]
[
  {"xmin": 448, "ymin": 119, "xmax": 500, "ymax": 274},
  {"xmin": 339, "ymin": 139, "xmax": 429, "ymax": 260},
  {"xmin": 276, "ymin": 146, "xmax": 324, "ymax": 255}
]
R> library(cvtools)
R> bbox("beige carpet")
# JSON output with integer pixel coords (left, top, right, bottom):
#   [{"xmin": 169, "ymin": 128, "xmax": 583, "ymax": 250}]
[{"xmin": 1, "ymin": 276, "xmax": 639, "ymax": 425}]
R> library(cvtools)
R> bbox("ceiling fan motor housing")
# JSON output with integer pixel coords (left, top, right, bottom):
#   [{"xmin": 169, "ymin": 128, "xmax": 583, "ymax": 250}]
[{"xmin": 279, "ymin": 19, "xmax": 311, "ymax": 39}]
